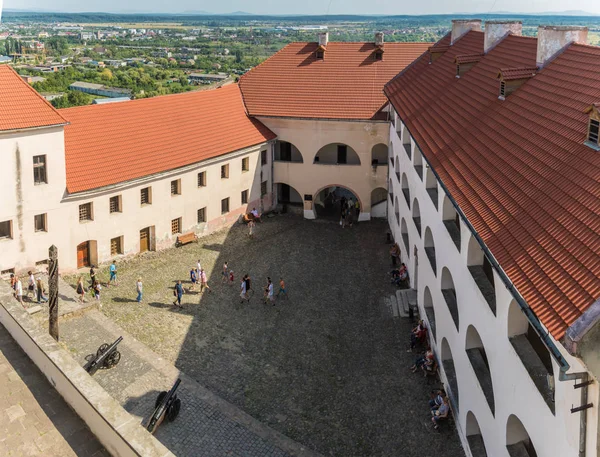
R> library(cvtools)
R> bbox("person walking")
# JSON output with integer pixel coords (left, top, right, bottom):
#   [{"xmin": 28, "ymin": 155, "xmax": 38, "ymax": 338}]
[
  {"xmin": 173, "ymin": 280, "xmax": 184, "ymax": 308},
  {"xmin": 136, "ymin": 278, "xmax": 143, "ymax": 303},
  {"xmin": 200, "ymin": 268, "xmax": 211, "ymax": 293},
  {"xmin": 240, "ymin": 277, "xmax": 248, "ymax": 304},
  {"xmin": 109, "ymin": 261, "xmax": 118, "ymax": 286},
  {"xmin": 264, "ymin": 277, "xmax": 274, "ymax": 305},
  {"xmin": 189, "ymin": 268, "xmax": 197, "ymax": 291},
  {"xmin": 229, "ymin": 270, "xmax": 235, "ymax": 285},
  {"xmin": 248, "ymin": 220, "xmax": 255, "ymax": 238},
  {"xmin": 197, "ymin": 259, "xmax": 202, "ymax": 275},
  {"xmin": 354, "ymin": 199, "xmax": 360, "ymax": 221},
  {"xmin": 27, "ymin": 271, "xmax": 37, "ymax": 301},
  {"xmin": 36, "ymin": 278, "xmax": 48, "ymax": 303},
  {"xmin": 93, "ymin": 280, "xmax": 101, "ymax": 301},
  {"xmin": 89, "ymin": 265, "xmax": 96, "ymax": 285},
  {"xmin": 76, "ymin": 276, "xmax": 86, "ymax": 303},
  {"xmin": 222, "ymin": 262, "xmax": 229, "ymax": 284},
  {"xmin": 277, "ymin": 277, "xmax": 287, "ymax": 300},
  {"xmin": 244, "ymin": 274, "xmax": 252, "ymax": 300},
  {"xmin": 15, "ymin": 277, "xmax": 24, "ymax": 306},
  {"xmin": 10, "ymin": 273, "xmax": 16, "ymax": 291}
]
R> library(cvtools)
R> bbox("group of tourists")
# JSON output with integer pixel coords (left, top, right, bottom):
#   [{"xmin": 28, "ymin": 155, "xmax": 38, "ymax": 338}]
[
  {"xmin": 10, "ymin": 271, "xmax": 48, "ymax": 306},
  {"xmin": 240, "ymin": 274, "xmax": 287, "ymax": 305},
  {"xmin": 75, "ymin": 261, "xmax": 119, "ymax": 304},
  {"xmin": 340, "ymin": 196, "xmax": 360, "ymax": 228}
]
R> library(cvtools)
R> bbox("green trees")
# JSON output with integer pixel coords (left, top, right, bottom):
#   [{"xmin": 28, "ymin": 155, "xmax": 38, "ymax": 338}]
[
  {"xmin": 45, "ymin": 37, "xmax": 70, "ymax": 55},
  {"xmin": 50, "ymin": 91, "xmax": 92, "ymax": 108}
]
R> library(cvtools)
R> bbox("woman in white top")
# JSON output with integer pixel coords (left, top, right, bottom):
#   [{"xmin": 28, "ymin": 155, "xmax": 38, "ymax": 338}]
[
  {"xmin": 27, "ymin": 271, "xmax": 37, "ymax": 300},
  {"xmin": 15, "ymin": 278, "xmax": 23, "ymax": 305}
]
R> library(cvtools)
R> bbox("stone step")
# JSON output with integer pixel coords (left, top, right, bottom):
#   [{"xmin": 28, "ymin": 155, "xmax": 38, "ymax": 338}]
[
  {"xmin": 396, "ymin": 290, "xmax": 409, "ymax": 315},
  {"xmin": 390, "ymin": 296, "xmax": 400, "ymax": 318},
  {"xmin": 25, "ymin": 305, "xmax": 42, "ymax": 315},
  {"xmin": 392, "ymin": 293, "xmax": 408, "ymax": 318}
]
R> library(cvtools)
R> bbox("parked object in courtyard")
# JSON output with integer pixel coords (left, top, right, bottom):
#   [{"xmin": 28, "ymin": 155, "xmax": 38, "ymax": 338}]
[
  {"xmin": 147, "ymin": 378, "xmax": 182, "ymax": 434},
  {"xmin": 83, "ymin": 336, "xmax": 123, "ymax": 375}
]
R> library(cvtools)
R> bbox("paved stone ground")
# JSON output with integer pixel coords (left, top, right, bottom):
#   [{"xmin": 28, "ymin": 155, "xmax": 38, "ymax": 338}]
[
  {"xmin": 0, "ymin": 324, "xmax": 108, "ymax": 457},
  {"xmin": 65, "ymin": 214, "xmax": 465, "ymax": 457}
]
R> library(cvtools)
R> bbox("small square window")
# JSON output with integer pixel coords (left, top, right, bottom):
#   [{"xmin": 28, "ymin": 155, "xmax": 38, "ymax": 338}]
[
  {"xmin": 78, "ymin": 203, "xmax": 93, "ymax": 222},
  {"xmin": 242, "ymin": 157, "xmax": 250, "ymax": 172},
  {"xmin": 33, "ymin": 155, "xmax": 47, "ymax": 185},
  {"xmin": 109, "ymin": 195, "xmax": 122, "ymax": 213},
  {"xmin": 374, "ymin": 50, "xmax": 383, "ymax": 61},
  {"xmin": 221, "ymin": 197, "xmax": 230, "ymax": 214},
  {"xmin": 221, "ymin": 164, "xmax": 229, "ymax": 179},
  {"xmin": 316, "ymin": 50, "xmax": 324, "ymax": 59},
  {"xmin": 110, "ymin": 236, "xmax": 123, "ymax": 255},
  {"xmin": 197, "ymin": 207, "xmax": 206, "ymax": 223},
  {"xmin": 141, "ymin": 187, "xmax": 152, "ymax": 205},
  {"xmin": 0, "ymin": 220, "xmax": 13, "ymax": 239},
  {"xmin": 197, "ymin": 171, "xmax": 206, "ymax": 187},
  {"xmin": 171, "ymin": 217, "xmax": 181, "ymax": 235},
  {"xmin": 241, "ymin": 189, "xmax": 249, "ymax": 204},
  {"xmin": 261, "ymin": 181, "xmax": 267, "ymax": 197},
  {"xmin": 34, "ymin": 213, "xmax": 47, "ymax": 232},
  {"xmin": 261, "ymin": 149, "xmax": 267, "ymax": 165},
  {"xmin": 171, "ymin": 179, "xmax": 181, "ymax": 196}
]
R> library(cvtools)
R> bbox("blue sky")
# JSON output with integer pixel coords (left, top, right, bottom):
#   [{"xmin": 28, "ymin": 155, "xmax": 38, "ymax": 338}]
[{"xmin": 5, "ymin": 0, "xmax": 600, "ymax": 15}]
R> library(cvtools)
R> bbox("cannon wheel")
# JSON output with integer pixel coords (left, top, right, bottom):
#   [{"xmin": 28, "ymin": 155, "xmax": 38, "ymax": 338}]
[
  {"xmin": 103, "ymin": 350, "xmax": 121, "ymax": 369},
  {"xmin": 166, "ymin": 397, "xmax": 181, "ymax": 422},
  {"xmin": 155, "ymin": 391, "xmax": 168, "ymax": 408},
  {"xmin": 97, "ymin": 343, "xmax": 110, "ymax": 357}
]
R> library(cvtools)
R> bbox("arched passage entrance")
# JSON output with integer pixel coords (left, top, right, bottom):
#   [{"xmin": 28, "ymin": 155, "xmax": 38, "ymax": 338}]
[
  {"xmin": 506, "ymin": 415, "xmax": 538, "ymax": 457},
  {"xmin": 466, "ymin": 411, "xmax": 488, "ymax": 457},
  {"xmin": 313, "ymin": 185, "xmax": 361, "ymax": 221},
  {"xmin": 276, "ymin": 182, "xmax": 303, "ymax": 213},
  {"xmin": 314, "ymin": 143, "xmax": 361, "ymax": 165}
]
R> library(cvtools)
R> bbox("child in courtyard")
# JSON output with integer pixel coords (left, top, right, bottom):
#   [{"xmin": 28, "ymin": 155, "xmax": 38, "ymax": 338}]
[
  {"xmin": 277, "ymin": 277, "xmax": 287, "ymax": 300},
  {"xmin": 109, "ymin": 261, "xmax": 118, "ymax": 286},
  {"xmin": 93, "ymin": 280, "xmax": 102, "ymax": 301},
  {"xmin": 222, "ymin": 262, "xmax": 229, "ymax": 283},
  {"xmin": 229, "ymin": 270, "xmax": 235, "ymax": 284}
]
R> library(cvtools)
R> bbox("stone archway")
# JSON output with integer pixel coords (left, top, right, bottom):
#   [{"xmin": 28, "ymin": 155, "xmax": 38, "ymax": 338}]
[{"xmin": 313, "ymin": 184, "xmax": 362, "ymax": 221}]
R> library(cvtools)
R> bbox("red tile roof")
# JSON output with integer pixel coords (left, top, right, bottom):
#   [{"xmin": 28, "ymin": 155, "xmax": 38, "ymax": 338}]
[
  {"xmin": 0, "ymin": 65, "xmax": 67, "ymax": 131},
  {"xmin": 385, "ymin": 32, "xmax": 600, "ymax": 339},
  {"xmin": 498, "ymin": 66, "xmax": 537, "ymax": 81},
  {"xmin": 62, "ymin": 84, "xmax": 275, "ymax": 193},
  {"xmin": 456, "ymin": 53, "xmax": 484, "ymax": 64},
  {"xmin": 239, "ymin": 41, "xmax": 431, "ymax": 120}
]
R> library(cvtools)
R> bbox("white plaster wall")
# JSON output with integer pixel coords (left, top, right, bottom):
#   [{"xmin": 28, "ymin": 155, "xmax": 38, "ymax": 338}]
[
  {"xmin": 259, "ymin": 117, "xmax": 389, "ymax": 219},
  {"xmin": 0, "ymin": 134, "xmax": 273, "ymax": 273},
  {"xmin": 388, "ymin": 115, "xmax": 598, "ymax": 457}
]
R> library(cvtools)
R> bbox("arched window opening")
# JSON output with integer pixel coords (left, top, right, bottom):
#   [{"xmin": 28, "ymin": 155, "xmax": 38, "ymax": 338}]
[
  {"xmin": 394, "ymin": 197, "xmax": 400, "ymax": 225},
  {"xmin": 507, "ymin": 300, "xmax": 555, "ymax": 414},
  {"xmin": 400, "ymin": 218, "xmax": 409, "ymax": 256},
  {"xmin": 388, "ymin": 178, "xmax": 394, "ymax": 202},
  {"xmin": 466, "ymin": 412, "xmax": 488, "ymax": 457},
  {"xmin": 424, "ymin": 227, "xmax": 436, "ymax": 276},
  {"xmin": 441, "ymin": 267, "xmax": 459, "ymax": 330},
  {"xmin": 506, "ymin": 415, "xmax": 538, "ymax": 457},
  {"xmin": 314, "ymin": 143, "xmax": 360, "ymax": 165},
  {"xmin": 467, "ymin": 235, "xmax": 496, "ymax": 315},
  {"xmin": 371, "ymin": 187, "xmax": 387, "ymax": 218},
  {"xmin": 389, "ymin": 142, "xmax": 395, "ymax": 167},
  {"xmin": 423, "ymin": 286, "xmax": 436, "ymax": 340},
  {"xmin": 274, "ymin": 140, "xmax": 303, "ymax": 163},
  {"xmin": 441, "ymin": 338, "xmax": 459, "ymax": 412},
  {"xmin": 465, "ymin": 326, "xmax": 495, "ymax": 415},
  {"xmin": 402, "ymin": 125, "xmax": 412, "ymax": 159},
  {"xmin": 371, "ymin": 143, "xmax": 388, "ymax": 166},
  {"xmin": 401, "ymin": 173, "xmax": 410, "ymax": 207},
  {"xmin": 442, "ymin": 193, "xmax": 461, "ymax": 251},
  {"xmin": 425, "ymin": 167, "xmax": 438, "ymax": 209},
  {"xmin": 413, "ymin": 146, "xmax": 423, "ymax": 180},
  {"xmin": 395, "ymin": 160, "xmax": 400, "ymax": 182},
  {"xmin": 276, "ymin": 183, "xmax": 303, "ymax": 207},
  {"xmin": 412, "ymin": 198, "xmax": 421, "ymax": 236}
]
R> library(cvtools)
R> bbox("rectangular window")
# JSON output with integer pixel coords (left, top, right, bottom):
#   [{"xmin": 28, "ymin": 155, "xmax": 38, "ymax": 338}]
[
  {"xmin": 241, "ymin": 189, "xmax": 249, "ymax": 204},
  {"xmin": 500, "ymin": 81, "xmax": 506, "ymax": 97},
  {"xmin": 34, "ymin": 213, "xmax": 47, "ymax": 232},
  {"xmin": 261, "ymin": 149, "xmax": 268, "ymax": 165},
  {"xmin": 261, "ymin": 181, "xmax": 267, "ymax": 197},
  {"xmin": 33, "ymin": 155, "xmax": 47, "ymax": 184},
  {"xmin": 1, "ymin": 268, "xmax": 15, "ymax": 275},
  {"xmin": 221, "ymin": 197, "xmax": 230, "ymax": 214},
  {"xmin": 589, "ymin": 119, "xmax": 600, "ymax": 144},
  {"xmin": 109, "ymin": 195, "xmax": 122, "ymax": 213},
  {"xmin": 78, "ymin": 203, "xmax": 93, "ymax": 222},
  {"xmin": 280, "ymin": 142, "xmax": 292, "ymax": 161},
  {"xmin": 110, "ymin": 236, "xmax": 123, "ymax": 255},
  {"xmin": 221, "ymin": 164, "xmax": 229, "ymax": 179},
  {"xmin": 171, "ymin": 217, "xmax": 181, "ymax": 235},
  {"xmin": 141, "ymin": 187, "xmax": 152, "ymax": 205},
  {"xmin": 197, "ymin": 207, "xmax": 206, "ymax": 223},
  {"xmin": 171, "ymin": 179, "xmax": 181, "ymax": 196},
  {"xmin": 197, "ymin": 171, "xmax": 206, "ymax": 187},
  {"xmin": 242, "ymin": 157, "xmax": 250, "ymax": 172},
  {"xmin": 0, "ymin": 220, "xmax": 13, "ymax": 239}
]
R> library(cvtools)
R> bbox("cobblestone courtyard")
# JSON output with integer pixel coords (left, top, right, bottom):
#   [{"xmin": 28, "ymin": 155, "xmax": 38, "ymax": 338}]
[{"xmin": 67, "ymin": 214, "xmax": 464, "ymax": 457}]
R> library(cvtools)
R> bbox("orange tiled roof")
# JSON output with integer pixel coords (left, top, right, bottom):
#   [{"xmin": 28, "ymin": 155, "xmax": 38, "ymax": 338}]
[
  {"xmin": 385, "ymin": 31, "xmax": 600, "ymax": 339},
  {"xmin": 239, "ymin": 41, "xmax": 430, "ymax": 120},
  {"xmin": 62, "ymin": 84, "xmax": 275, "ymax": 193},
  {"xmin": 498, "ymin": 66, "xmax": 537, "ymax": 80},
  {"xmin": 0, "ymin": 65, "xmax": 67, "ymax": 131}
]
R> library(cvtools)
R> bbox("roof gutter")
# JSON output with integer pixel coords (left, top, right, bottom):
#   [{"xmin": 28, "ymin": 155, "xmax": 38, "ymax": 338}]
[
  {"xmin": 0, "ymin": 122, "xmax": 69, "ymax": 135},
  {"xmin": 389, "ymin": 107, "xmax": 576, "ymax": 378}
]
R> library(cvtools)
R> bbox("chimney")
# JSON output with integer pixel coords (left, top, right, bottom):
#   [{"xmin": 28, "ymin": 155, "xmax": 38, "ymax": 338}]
[
  {"xmin": 450, "ymin": 19, "xmax": 482, "ymax": 45},
  {"xmin": 484, "ymin": 21, "xmax": 522, "ymax": 53},
  {"xmin": 318, "ymin": 32, "xmax": 329, "ymax": 48},
  {"xmin": 536, "ymin": 25, "xmax": 588, "ymax": 67},
  {"xmin": 375, "ymin": 32, "xmax": 384, "ymax": 47}
]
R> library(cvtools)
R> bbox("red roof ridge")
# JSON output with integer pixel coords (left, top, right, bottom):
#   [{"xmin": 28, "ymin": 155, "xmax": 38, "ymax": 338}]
[{"xmin": 0, "ymin": 65, "xmax": 68, "ymax": 129}]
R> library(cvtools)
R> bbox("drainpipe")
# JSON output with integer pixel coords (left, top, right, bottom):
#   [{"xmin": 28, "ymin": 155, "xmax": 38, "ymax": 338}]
[{"xmin": 390, "ymin": 111, "xmax": 592, "ymax": 454}]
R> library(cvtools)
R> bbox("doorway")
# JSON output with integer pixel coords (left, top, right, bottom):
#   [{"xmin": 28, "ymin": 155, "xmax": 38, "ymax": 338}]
[
  {"xmin": 76, "ymin": 240, "xmax": 98, "ymax": 268},
  {"xmin": 140, "ymin": 226, "xmax": 155, "ymax": 253},
  {"xmin": 337, "ymin": 145, "xmax": 347, "ymax": 164}
]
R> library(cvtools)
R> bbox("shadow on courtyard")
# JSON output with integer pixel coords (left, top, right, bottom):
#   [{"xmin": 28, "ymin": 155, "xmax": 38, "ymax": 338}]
[{"xmin": 70, "ymin": 214, "xmax": 464, "ymax": 457}]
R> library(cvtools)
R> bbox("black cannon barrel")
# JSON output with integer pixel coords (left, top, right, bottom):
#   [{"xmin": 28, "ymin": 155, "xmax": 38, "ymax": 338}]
[
  {"xmin": 83, "ymin": 336, "xmax": 123, "ymax": 375},
  {"xmin": 147, "ymin": 378, "xmax": 181, "ymax": 433}
]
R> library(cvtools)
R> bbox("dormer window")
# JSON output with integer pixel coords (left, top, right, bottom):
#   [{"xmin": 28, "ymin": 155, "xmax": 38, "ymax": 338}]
[
  {"xmin": 455, "ymin": 54, "xmax": 483, "ymax": 78},
  {"xmin": 316, "ymin": 50, "xmax": 324, "ymax": 60},
  {"xmin": 374, "ymin": 49, "xmax": 383, "ymax": 61},
  {"xmin": 497, "ymin": 67, "xmax": 537, "ymax": 100},
  {"xmin": 583, "ymin": 104, "xmax": 600, "ymax": 147},
  {"xmin": 588, "ymin": 119, "xmax": 599, "ymax": 144}
]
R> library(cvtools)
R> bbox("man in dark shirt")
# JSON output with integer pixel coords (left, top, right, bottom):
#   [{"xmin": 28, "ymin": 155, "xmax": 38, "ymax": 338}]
[{"xmin": 173, "ymin": 280, "xmax": 184, "ymax": 308}]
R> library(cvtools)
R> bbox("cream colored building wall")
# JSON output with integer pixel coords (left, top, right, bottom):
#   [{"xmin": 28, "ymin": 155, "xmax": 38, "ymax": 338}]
[
  {"xmin": 0, "ymin": 131, "xmax": 273, "ymax": 273},
  {"xmin": 389, "ymin": 112, "xmax": 598, "ymax": 457},
  {"xmin": 0, "ymin": 126, "xmax": 71, "ymax": 272},
  {"xmin": 257, "ymin": 117, "xmax": 389, "ymax": 220}
]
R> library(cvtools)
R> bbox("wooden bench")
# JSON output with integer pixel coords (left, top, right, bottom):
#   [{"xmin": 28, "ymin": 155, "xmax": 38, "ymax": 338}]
[{"xmin": 175, "ymin": 232, "xmax": 198, "ymax": 247}]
